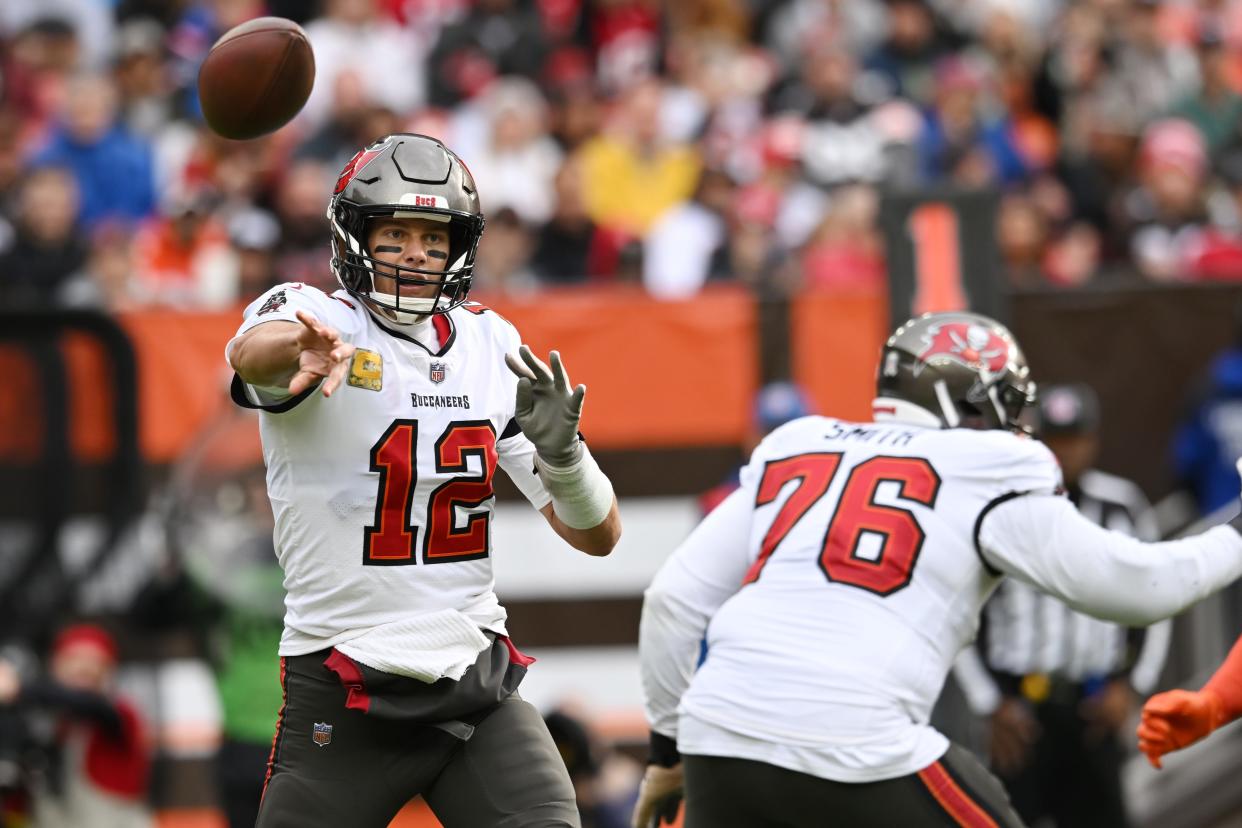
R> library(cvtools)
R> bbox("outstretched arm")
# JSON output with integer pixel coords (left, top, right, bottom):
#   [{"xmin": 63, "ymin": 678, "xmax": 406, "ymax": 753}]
[
  {"xmin": 1137, "ymin": 634, "xmax": 1242, "ymax": 768},
  {"xmin": 230, "ymin": 310, "xmax": 355, "ymax": 397},
  {"xmin": 633, "ymin": 485, "xmax": 754, "ymax": 828},
  {"xmin": 979, "ymin": 493, "xmax": 1242, "ymax": 626}
]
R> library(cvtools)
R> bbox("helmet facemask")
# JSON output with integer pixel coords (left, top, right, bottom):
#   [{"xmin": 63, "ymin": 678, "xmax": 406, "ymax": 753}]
[
  {"xmin": 952, "ymin": 368, "xmax": 1037, "ymax": 433},
  {"xmin": 330, "ymin": 207, "xmax": 481, "ymax": 325}
]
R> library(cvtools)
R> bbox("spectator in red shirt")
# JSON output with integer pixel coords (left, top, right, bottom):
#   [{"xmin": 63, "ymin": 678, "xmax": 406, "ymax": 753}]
[
  {"xmin": 1127, "ymin": 118, "xmax": 1213, "ymax": 281},
  {"xmin": 0, "ymin": 624, "xmax": 152, "ymax": 828}
]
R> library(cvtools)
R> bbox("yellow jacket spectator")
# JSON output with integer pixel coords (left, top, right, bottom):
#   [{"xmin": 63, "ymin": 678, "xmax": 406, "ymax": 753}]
[{"xmin": 578, "ymin": 81, "xmax": 702, "ymax": 237}]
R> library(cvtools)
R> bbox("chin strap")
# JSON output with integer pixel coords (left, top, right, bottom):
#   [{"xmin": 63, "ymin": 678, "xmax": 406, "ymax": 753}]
[
  {"xmin": 363, "ymin": 297, "xmax": 424, "ymax": 327},
  {"xmin": 368, "ymin": 279, "xmax": 443, "ymax": 319}
]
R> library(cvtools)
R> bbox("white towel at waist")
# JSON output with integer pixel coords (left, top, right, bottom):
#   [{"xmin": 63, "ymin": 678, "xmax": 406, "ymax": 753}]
[{"xmin": 335, "ymin": 608, "xmax": 491, "ymax": 683}]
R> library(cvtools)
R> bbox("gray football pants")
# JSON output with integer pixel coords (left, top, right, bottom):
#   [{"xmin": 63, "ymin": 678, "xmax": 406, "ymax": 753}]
[{"xmin": 255, "ymin": 656, "xmax": 579, "ymax": 828}]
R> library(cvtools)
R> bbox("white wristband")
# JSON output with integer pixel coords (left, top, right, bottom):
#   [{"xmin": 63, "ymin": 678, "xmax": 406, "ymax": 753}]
[{"xmin": 536, "ymin": 443, "xmax": 615, "ymax": 530}]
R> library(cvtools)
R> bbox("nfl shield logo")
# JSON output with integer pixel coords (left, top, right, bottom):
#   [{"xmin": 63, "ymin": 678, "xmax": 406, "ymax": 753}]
[
  {"xmin": 312, "ymin": 722, "xmax": 333, "ymax": 747},
  {"xmin": 429, "ymin": 361, "xmax": 447, "ymax": 384}
]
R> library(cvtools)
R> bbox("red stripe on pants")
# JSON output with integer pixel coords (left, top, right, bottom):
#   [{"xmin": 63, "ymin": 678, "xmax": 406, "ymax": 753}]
[
  {"xmin": 259, "ymin": 657, "xmax": 288, "ymax": 805},
  {"xmin": 916, "ymin": 761, "xmax": 999, "ymax": 828}
]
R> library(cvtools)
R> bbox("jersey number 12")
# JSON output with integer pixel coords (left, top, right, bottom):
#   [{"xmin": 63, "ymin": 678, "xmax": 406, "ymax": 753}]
[{"xmin": 363, "ymin": 419, "xmax": 497, "ymax": 566}]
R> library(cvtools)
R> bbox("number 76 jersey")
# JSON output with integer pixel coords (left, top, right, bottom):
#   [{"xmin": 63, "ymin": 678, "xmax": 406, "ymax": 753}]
[
  {"xmin": 651, "ymin": 415, "xmax": 1062, "ymax": 783},
  {"xmin": 227, "ymin": 283, "xmax": 552, "ymax": 670}
]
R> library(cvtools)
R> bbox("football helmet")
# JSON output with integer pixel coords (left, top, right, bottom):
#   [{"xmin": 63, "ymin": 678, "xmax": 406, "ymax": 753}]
[
  {"xmin": 328, "ymin": 133, "xmax": 485, "ymax": 324},
  {"xmin": 876, "ymin": 311, "xmax": 1036, "ymax": 431}
]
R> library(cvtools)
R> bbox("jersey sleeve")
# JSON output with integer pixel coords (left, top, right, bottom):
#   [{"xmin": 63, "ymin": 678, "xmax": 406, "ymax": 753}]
[
  {"xmin": 491, "ymin": 315, "xmax": 553, "ymax": 511},
  {"xmin": 980, "ymin": 494, "xmax": 1242, "ymax": 625},
  {"xmin": 640, "ymin": 485, "xmax": 756, "ymax": 740},
  {"xmin": 1080, "ymin": 471, "xmax": 1171, "ymax": 693},
  {"xmin": 639, "ymin": 441, "xmax": 769, "ymax": 740},
  {"xmin": 497, "ymin": 421, "xmax": 553, "ymax": 511},
  {"xmin": 957, "ymin": 430, "xmax": 1064, "ymax": 573},
  {"xmin": 225, "ymin": 284, "xmax": 356, "ymax": 411}
]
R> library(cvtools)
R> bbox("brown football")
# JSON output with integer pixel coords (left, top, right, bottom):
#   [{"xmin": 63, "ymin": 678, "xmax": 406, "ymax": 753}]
[{"xmin": 197, "ymin": 17, "xmax": 315, "ymax": 140}]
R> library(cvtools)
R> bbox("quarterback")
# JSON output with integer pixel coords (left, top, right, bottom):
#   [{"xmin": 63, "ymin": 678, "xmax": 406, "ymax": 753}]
[
  {"xmin": 227, "ymin": 134, "xmax": 620, "ymax": 827},
  {"xmin": 635, "ymin": 312, "xmax": 1242, "ymax": 828}
]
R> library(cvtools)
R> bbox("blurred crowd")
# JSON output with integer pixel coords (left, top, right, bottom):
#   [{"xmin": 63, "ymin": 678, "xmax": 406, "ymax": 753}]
[
  {"xmin": 11, "ymin": 1, "xmax": 1242, "ymax": 824},
  {"xmin": 11, "ymin": 0, "xmax": 1242, "ymax": 311}
]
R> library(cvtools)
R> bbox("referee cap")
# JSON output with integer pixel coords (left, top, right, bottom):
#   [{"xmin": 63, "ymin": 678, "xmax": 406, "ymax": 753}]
[{"xmin": 1038, "ymin": 383, "xmax": 1100, "ymax": 436}]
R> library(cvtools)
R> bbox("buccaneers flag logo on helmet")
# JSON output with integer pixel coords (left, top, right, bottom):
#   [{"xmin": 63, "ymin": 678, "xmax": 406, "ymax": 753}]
[
  {"xmin": 334, "ymin": 138, "xmax": 391, "ymax": 195},
  {"xmin": 916, "ymin": 322, "xmax": 1010, "ymax": 376}
]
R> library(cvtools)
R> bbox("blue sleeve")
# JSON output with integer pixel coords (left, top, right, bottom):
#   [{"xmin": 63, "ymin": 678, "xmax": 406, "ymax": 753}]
[
  {"xmin": 986, "ymin": 121, "xmax": 1028, "ymax": 185},
  {"xmin": 1172, "ymin": 416, "xmax": 1211, "ymax": 484},
  {"xmin": 916, "ymin": 115, "xmax": 943, "ymax": 184},
  {"xmin": 134, "ymin": 142, "xmax": 157, "ymax": 218},
  {"xmin": 28, "ymin": 136, "xmax": 66, "ymax": 169}
]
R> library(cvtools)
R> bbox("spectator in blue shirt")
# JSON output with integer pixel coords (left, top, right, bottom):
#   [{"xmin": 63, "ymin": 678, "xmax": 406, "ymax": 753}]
[
  {"xmin": 31, "ymin": 73, "xmax": 156, "ymax": 229},
  {"xmin": 1173, "ymin": 321, "xmax": 1242, "ymax": 514},
  {"xmin": 918, "ymin": 56, "xmax": 1027, "ymax": 187}
]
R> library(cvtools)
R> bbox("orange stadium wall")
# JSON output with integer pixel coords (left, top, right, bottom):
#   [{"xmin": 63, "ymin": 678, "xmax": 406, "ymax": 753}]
[
  {"xmin": 7, "ymin": 284, "xmax": 1242, "ymax": 502},
  {"xmin": 481, "ymin": 286, "xmax": 762, "ymax": 448},
  {"xmin": 2, "ymin": 286, "xmax": 771, "ymax": 466},
  {"xmin": 790, "ymin": 288, "xmax": 890, "ymax": 423}
]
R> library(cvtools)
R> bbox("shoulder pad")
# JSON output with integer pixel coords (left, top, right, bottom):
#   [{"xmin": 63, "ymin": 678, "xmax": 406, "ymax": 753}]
[
  {"xmin": 751, "ymin": 415, "xmax": 829, "ymax": 457},
  {"xmin": 243, "ymin": 282, "xmax": 357, "ymax": 330},
  {"xmin": 938, "ymin": 428, "xmax": 1063, "ymax": 496}
]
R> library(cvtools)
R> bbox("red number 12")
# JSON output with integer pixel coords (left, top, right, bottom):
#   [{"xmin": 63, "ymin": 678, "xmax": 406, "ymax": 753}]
[{"xmin": 364, "ymin": 419, "xmax": 498, "ymax": 566}]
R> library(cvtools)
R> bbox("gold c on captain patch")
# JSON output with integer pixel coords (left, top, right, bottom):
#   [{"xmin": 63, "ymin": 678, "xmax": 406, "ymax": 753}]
[{"xmin": 347, "ymin": 349, "xmax": 383, "ymax": 391}]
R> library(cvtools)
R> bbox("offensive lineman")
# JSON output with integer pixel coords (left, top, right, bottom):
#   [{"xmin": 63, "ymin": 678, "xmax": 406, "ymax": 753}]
[
  {"xmin": 634, "ymin": 312, "xmax": 1242, "ymax": 828},
  {"xmin": 227, "ymin": 133, "xmax": 621, "ymax": 828}
]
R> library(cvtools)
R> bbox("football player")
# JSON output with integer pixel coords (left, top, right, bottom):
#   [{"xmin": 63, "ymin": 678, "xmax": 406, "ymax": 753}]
[
  {"xmin": 634, "ymin": 311, "xmax": 1242, "ymax": 828},
  {"xmin": 1137, "ymin": 634, "xmax": 1242, "ymax": 768},
  {"xmin": 227, "ymin": 133, "xmax": 621, "ymax": 828}
]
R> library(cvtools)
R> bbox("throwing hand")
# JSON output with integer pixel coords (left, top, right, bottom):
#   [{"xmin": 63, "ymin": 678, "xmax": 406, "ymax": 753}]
[{"xmin": 290, "ymin": 309, "xmax": 355, "ymax": 397}]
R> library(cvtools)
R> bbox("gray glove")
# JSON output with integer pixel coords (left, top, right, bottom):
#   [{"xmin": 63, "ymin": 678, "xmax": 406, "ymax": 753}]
[{"xmin": 505, "ymin": 345, "xmax": 585, "ymax": 467}]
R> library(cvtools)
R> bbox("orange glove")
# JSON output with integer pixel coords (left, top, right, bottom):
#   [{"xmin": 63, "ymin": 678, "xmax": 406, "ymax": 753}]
[{"xmin": 1137, "ymin": 688, "xmax": 1225, "ymax": 769}]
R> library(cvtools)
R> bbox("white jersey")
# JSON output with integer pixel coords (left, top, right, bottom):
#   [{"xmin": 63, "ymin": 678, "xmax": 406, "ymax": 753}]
[
  {"xmin": 640, "ymin": 414, "xmax": 1242, "ymax": 783},
  {"xmin": 227, "ymin": 283, "xmax": 551, "ymax": 681},
  {"xmin": 953, "ymin": 469, "xmax": 1171, "ymax": 717}
]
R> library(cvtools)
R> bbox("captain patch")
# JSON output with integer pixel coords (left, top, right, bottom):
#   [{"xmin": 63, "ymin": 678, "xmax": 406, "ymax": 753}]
[{"xmin": 347, "ymin": 349, "xmax": 383, "ymax": 391}]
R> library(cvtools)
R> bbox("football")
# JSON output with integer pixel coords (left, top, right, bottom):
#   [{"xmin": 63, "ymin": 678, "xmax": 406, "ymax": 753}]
[{"xmin": 197, "ymin": 16, "xmax": 315, "ymax": 140}]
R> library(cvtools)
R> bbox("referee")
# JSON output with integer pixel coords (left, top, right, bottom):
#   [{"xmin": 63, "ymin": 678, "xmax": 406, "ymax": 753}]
[{"xmin": 953, "ymin": 383, "xmax": 1171, "ymax": 828}]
